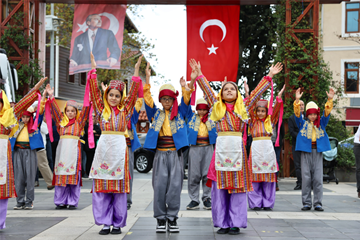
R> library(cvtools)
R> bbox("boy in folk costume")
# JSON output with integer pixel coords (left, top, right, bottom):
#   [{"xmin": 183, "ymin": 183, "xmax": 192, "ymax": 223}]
[
  {"xmin": 143, "ymin": 64, "xmax": 191, "ymax": 233},
  {"xmin": 88, "ymin": 54, "xmax": 142, "ymax": 235},
  {"xmin": 246, "ymin": 83, "xmax": 285, "ymax": 211},
  {"xmin": 44, "ymin": 85, "xmax": 90, "ymax": 210},
  {"xmin": 0, "ymin": 77, "xmax": 47, "ymax": 228},
  {"xmin": 182, "ymin": 94, "xmax": 217, "ymax": 210},
  {"xmin": 189, "ymin": 59, "xmax": 283, "ymax": 235},
  {"xmin": 294, "ymin": 87, "xmax": 335, "ymax": 211}
]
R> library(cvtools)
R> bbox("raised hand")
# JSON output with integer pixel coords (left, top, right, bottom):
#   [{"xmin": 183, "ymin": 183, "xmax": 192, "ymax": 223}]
[
  {"xmin": 222, "ymin": 76, "xmax": 227, "ymax": 87},
  {"xmin": 268, "ymin": 62, "xmax": 283, "ymax": 78},
  {"xmin": 91, "ymin": 52, "xmax": 96, "ymax": 70},
  {"xmin": 145, "ymin": 62, "xmax": 151, "ymax": 85},
  {"xmin": 180, "ymin": 77, "xmax": 186, "ymax": 88},
  {"xmin": 46, "ymin": 84, "xmax": 54, "ymax": 98},
  {"xmin": 326, "ymin": 88, "xmax": 335, "ymax": 99},
  {"xmin": 278, "ymin": 84, "xmax": 286, "ymax": 99},
  {"xmin": 134, "ymin": 55, "xmax": 143, "ymax": 77},
  {"xmin": 244, "ymin": 80, "xmax": 249, "ymax": 94},
  {"xmin": 34, "ymin": 77, "xmax": 48, "ymax": 91},
  {"xmin": 41, "ymin": 89, "xmax": 47, "ymax": 102},
  {"xmin": 101, "ymin": 82, "xmax": 108, "ymax": 92},
  {"xmin": 295, "ymin": 88, "xmax": 303, "ymax": 101}
]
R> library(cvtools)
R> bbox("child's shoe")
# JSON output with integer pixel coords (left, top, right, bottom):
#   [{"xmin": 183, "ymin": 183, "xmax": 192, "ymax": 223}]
[
  {"xmin": 301, "ymin": 205, "xmax": 311, "ymax": 211},
  {"xmin": 167, "ymin": 219, "xmax": 179, "ymax": 233},
  {"xmin": 156, "ymin": 219, "xmax": 167, "ymax": 233},
  {"xmin": 314, "ymin": 205, "xmax": 324, "ymax": 211},
  {"xmin": 186, "ymin": 200, "xmax": 199, "ymax": 210},
  {"xmin": 203, "ymin": 198, "xmax": 211, "ymax": 210},
  {"xmin": 24, "ymin": 203, "xmax": 34, "ymax": 210},
  {"xmin": 229, "ymin": 227, "xmax": 240, "ymax": 235},
  {"xmin": 13, "ymin": 203, "xmax": 25, "ymax": 210}
]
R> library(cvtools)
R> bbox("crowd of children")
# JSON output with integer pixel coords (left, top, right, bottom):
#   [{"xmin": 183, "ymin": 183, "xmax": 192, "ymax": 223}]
[{"xmin": 0, "ymin": 55, "xmax": 337, "ymax": 235}]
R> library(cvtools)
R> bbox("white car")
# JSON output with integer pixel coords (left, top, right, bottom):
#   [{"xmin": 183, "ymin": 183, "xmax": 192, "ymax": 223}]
[{"xmin": 0, "ymin": 48, "xmax": 18, "ymax": 102}]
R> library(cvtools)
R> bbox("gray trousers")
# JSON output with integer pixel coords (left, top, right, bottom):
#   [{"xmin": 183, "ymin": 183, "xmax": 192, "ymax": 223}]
[
  {"xmin": 188, "ymin": 145, "xmax": 213, "ymax": 203},
  {"xmin": 354, "ymin": 143, "xmax": 360, "ymax": 192},
  {"xmin": 36, "ymin": 149, "xmax": 53, "ymax": 187},
  {"xmin": 127, "ymin": 146, "xmax": 134, "ymax": 206},
  {"xmin": 301, "ymin": 149, "xmax": 323, "ymax": 207},
  {"xmin": 292, "ymin": 145, "xmax": 302, "ymax": 185},
  {"xmin": 13, "ymin": 148, "xmax": 38, "ymax": 205},
  {"xmin": 152, "ymin": 150, "xmax": 184, "ymax": 221}
]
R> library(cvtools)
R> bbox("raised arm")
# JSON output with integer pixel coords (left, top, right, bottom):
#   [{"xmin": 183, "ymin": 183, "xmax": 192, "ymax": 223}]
[
  {"xmin": 321, "ymin": 88, "xmax": 335, "ymax": 127},
  {"xmin": 13, "ymin": 77, "xmax": 47, "ymax": 118},
  {"xmin": 78, "ymin": 106, "xmax": 90, "ymax": 130},
  {"xmin": 89, "ymin": 53, "xmax": 104, "ymax": 115},
  {"xmin": 271, "ymin": 85, "xmax": 285, "ymax": 124},
  {"xmin": 45, "ymin": 84, "xmax": 63, "ymax": 128}
]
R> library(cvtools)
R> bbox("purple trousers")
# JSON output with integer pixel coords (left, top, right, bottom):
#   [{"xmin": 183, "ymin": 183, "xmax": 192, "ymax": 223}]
[
  {"xmin": 211, "ymin": 181, "xmax": 248, "ymax": 229},
  {"xmin": 92, "ymin": 184, "xmax": 127, "ymax": 228},
  {"xmin": 248, "ymin": 182, "xmax": 276, "ymax": 209},
  {"xmin": 0, "ymin": 199, "xmax": 8, "ymax": 229},
  {"xmin": 54, "ymin": 172, "xmax": 81, "ymax": 207}
]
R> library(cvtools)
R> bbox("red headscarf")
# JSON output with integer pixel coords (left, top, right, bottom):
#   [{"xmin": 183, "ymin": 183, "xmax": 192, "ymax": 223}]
[
  {"xmin": 22, "ymin": 110, "xmax": 35, "ymax": 134},
  {"xmin": 306, "ymin": 108, "xmax": 321, "ymax": 128},
  {"xmin": 196, "ymin": 103, "xmax": 209, "ymax": 123},
  {"xmin": 159, "ymin": 89, "xmax": 179, "ymax": 120}
]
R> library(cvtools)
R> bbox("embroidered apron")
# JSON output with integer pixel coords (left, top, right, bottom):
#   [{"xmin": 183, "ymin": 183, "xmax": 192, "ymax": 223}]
[
  {"xmin": 55, "ymin": 136, "xmax": 79, "ymax": 175},
  {"xmin": 251, "ymin": 137, "xmax": 277, "ymax": 173},
  {"xmin": 215, "ymin": 132, "xmax": 243, "ymax": 171},
  {"xmin": 0, "ymin": 135, "xmax": 9, "ymax": 185},
  {"xmin": 89, "ymin": 131, "xmax": 126, "ymax": 180}
]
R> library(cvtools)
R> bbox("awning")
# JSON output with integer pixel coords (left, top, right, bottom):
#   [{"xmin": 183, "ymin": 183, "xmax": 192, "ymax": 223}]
[{"xmin": 346, "ymin": 108, "xmax": 360, "ymax": 126}]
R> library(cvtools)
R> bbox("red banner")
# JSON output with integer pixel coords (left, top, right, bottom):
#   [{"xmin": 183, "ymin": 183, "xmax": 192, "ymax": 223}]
[
  {"xmin": 69, "ymin": 4, "xmax": 126, "ymax": 75},
  {"xmin": 187, "ymin": 5, "xmax": 240, "ymax": 82}
]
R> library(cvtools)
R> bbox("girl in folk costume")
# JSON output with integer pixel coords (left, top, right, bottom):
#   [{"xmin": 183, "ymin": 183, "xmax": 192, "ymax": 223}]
[
  {"xmin": 245, "ymin": 82, "xmax": 285, "ymax": 211},
  {"xmin": 189, "ymin": 59, "xmax": 283, "ymax": 235},
  {"xmin": 88, "ymin": 54, "xmax": 142, "ymax": 235},
  {"xmin": 0, "ymin": 77, "xmax": 47, "ymax": 229},
  {"xmin": 45, "ymin": 84, "xmax": 90, "ymax": 210},
  {"xmin": 143, "ymin": 64, "xmax": 191, "ymax": 233}
]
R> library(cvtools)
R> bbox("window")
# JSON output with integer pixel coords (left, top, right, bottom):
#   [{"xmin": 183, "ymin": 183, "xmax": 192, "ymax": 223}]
[
  {"xmin": 79, "ymin": 72, "xmax": 86, "ymax": 86},
  {"xmin": 345, "ymin": 62, "xmax": 359, "ymax": 93},
  {"xmin": 346, "ymin": 3, "xmax": 360, "ymax": 33},
  {"xmin": 67, "ymin": 59, "xmax": 75, "ymax": 83}
]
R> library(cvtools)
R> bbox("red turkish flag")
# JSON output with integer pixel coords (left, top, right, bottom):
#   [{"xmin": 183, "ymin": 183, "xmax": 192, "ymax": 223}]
[
  {"xmin": 187, "ymin": 5, "xmax": 240, "ymax": 82},
  {"xmin": 69, "ymin": 4, "xmax": 126, "ymax": 75}
]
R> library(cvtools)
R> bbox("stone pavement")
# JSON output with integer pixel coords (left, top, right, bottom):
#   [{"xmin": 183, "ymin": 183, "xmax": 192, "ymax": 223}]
[{"xmin": 1, "ymin": 172, "xmax": 360, "ymax": 240}]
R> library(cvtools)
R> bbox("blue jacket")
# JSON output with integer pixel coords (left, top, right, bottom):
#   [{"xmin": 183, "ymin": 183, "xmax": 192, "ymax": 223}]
[
  {"xmin": 144, "ymin": 98, "xmax": 189, "ymax": 151},
  {"xmin": 128, "ymin": 107, "xmax": 141, "ymax": 152},
  {"xmin": 295, "ymin": 112, "xmax": 331, "ymax": 153},
  {"xmin": 10, "ymin": 114, "xmax": 45, "ymax": 151},
  {"xmin": 180, "ymin": 98, "xmax": 217, "ymax": 145}
]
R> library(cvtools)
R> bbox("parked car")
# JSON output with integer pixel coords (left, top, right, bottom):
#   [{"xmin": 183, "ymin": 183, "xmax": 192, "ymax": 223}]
[
  {"xmin": 134, "ymin": 134, "xmax": 155, "ymax": 173},
  {"xmin": 0, "ymin": 48, "xmax": 18, "ymax": 102},
  {"xmin": 339, "ymin": 136, "xmax": 355, "ymax": 149}
]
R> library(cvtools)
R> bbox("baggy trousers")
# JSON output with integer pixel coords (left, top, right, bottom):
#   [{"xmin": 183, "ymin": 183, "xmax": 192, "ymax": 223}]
[
  {"xmin": 152, "ymin": 150, "xmax": 183, "ymax": 221},
  {"xmin": 36, "ymin": 149, "xmax": 53, "ymax": 187},
  {"xmin": 301, "ymin": 149, "xmax": 323, "ymax": 207},
  {"xmin": 54, "ymin": 171, "xmax": 81, "ymax": 207},
  {"xmin": 13, "ymin": 148, "xmax": 37, "ymax": 205},
  {"xmin": 188, "ymin": 145, "xmax": 213, "ymax": 203},
  {"xmin": 127, "ymin": 146, "xmax": 134, "ymax": 206},
  {"xmin": 248, "ymin": 182, "xmax": 276, "ymax": 209}
]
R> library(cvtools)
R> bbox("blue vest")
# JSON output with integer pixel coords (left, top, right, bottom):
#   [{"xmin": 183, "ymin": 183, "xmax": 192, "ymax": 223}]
[
  {"xmin": 128, "ymin": 107, "xmax": 141, "ymax": 152},
  {"xmin": 10, "ymin": 114, "xmax": 45, "ymax": 151},
  {"xmin": 295, "ymin": 112, "xmax": 331, "ymax": 153},
  {"xmin": 180, "ymin": 98, "xmax": 217, "ymax": 145},
  {"xmin": 144, "ymin": 99, "xmax": 189, "ymax": 151}
]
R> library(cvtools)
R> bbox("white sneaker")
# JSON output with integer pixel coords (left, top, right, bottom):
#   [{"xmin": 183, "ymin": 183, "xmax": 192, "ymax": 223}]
[
  {"xmin": 156, "ymin": 219, "xmax": 167, "ymax": 233},
  {"xmin": 168, "ymin": 219, "xmax": 179, "ymax": 233}
]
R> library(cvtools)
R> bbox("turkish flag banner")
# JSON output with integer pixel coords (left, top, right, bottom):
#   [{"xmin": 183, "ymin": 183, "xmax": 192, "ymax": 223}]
[
  {"xmin": 187, "ymin": 5, "xmax": 240, "ymax": 82},
  {"xmin": 69, "ymin": 4, "xmax": 126, "ymax": 75}
]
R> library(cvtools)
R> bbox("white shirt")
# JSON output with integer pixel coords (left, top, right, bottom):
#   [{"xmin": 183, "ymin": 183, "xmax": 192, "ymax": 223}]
[
  {"xmin": 40, "ymin": 121, "xmax": 48, "ymax": 146},
  {"xmin": 355, "ymin": 125, "xmax": 360, "ymax": 144},
  {"xmin": 87, "ymin": 28, "xmax": 98, "ymax": 52}
]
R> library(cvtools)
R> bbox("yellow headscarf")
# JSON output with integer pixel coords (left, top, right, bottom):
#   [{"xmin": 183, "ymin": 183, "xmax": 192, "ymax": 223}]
[
  {"xmin": 60, "ymin": 100, "xmax": 80, "ymax": 127},
  {"xmin": 210, "ymin": 83, "xmax": 248, "ymax": 122},
  {"xmin": 102, "ymin": 86, "xmax": 126, "ymax": 122},
  {"xmin": 0, "ymin": 90, "xmax": 17, "ymax": 128}
]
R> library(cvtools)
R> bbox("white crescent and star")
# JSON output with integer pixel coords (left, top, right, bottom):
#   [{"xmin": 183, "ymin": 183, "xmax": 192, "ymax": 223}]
[
  {"xmin": 199, "ymin": 19, "xmax": 227, "ymax": 55},
  {"xmin": 77, "ymin": 12, "xmax": 119, "ymax": 36}
]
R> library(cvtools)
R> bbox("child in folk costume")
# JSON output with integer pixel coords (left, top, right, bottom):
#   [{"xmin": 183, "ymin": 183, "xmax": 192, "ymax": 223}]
[
  {"xmin": 0, "ymin": 77, "xmax": 47, "ymax": 228},
  {"xmin": 246, "ymin": 83, "xmax": 285, "ymax": 211},
  {"xmin": 182, "ymin": 91, "xmax": 217, "ymax": 210},
  {"xmin": 294, "ymin": 87, "xmax": 335, "ymax": 211},
  {"xmin": 88, "ymin": 55, "xmax": 142, "ymax": 235},
  {"xmin": 189, "ymin": 59, "xmax": 283, "ymax": 235},
  {"xmin": 143, "ymin": 64, "xmax": 191, "ymax": 233},
  {"xmin": 45, "ymin": 84, "xmax": 90, "ymax": 210}
]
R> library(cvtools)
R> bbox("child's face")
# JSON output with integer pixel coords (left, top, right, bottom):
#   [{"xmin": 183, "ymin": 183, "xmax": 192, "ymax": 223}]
[
  {"xmin": 66, "ymin": 106, "xmax": 77, "ymax": 120},
  {"xmin": 107, "ymin": 89, "xmax": 122, "ymax": 107},
  {"xmin": 256, "ymin": 107, "xmax": 267, "ymax": 120},
  {"xmin": 308, "ymin": 113, "xmax": 317, "ymax": 122},
  {"xmin": 198, "ymin": 109, "xmax": 208, "ymax": 117},
  {"xmin": 160, "ymin": 96, "xmax": 174, "ymax": 111},
  {"xmin": 21, "ymin": 115, "xmax": 31, "ymax": 124},
  {"xmin": 221, "ymin": 83, "xmax": 237, "ymax": 102}
]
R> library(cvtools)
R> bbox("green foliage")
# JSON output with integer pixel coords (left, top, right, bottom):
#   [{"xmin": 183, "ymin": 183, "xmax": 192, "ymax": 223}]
[
  {"xmin": 0, "ymin": 12, "xmax": 43, "ymax": 101},
  {"xmin": 336, "ymin": 145, "xmax": 356, "ymax": 170},
  {"xmin": 326, "ymin": 115, "xmax": 351, "ymax": 142}
]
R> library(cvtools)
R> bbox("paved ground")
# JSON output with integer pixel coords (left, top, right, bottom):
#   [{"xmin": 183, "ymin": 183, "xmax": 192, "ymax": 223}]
[{"xmin": 1, "ymin": 171, "xmax": 360, "ymax": 240}]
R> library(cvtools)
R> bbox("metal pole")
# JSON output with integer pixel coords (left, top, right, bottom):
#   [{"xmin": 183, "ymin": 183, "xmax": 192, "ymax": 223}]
[{"xmin": 50, "ymin": 4, "xmax": 55, "ymax": 88}]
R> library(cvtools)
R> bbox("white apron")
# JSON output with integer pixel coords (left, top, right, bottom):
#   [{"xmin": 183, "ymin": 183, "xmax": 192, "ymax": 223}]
[
  {"xmin": 89, "ymin": 131, "xmax": 126, "ymax": 180},
  {"xmin": 215, "ymin": 133, "xmax": 243, "ymax": 171},
  {"xmin": 251, "ymin": 137, "xmax": 277, "ymax": 174},
  {"xmin": 0, "ymin": 135, "xmax": 9, "ymax": 185},
  {"xmin": 55, "ymin": 136, "xmax": 79, "ymax": 175}
]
